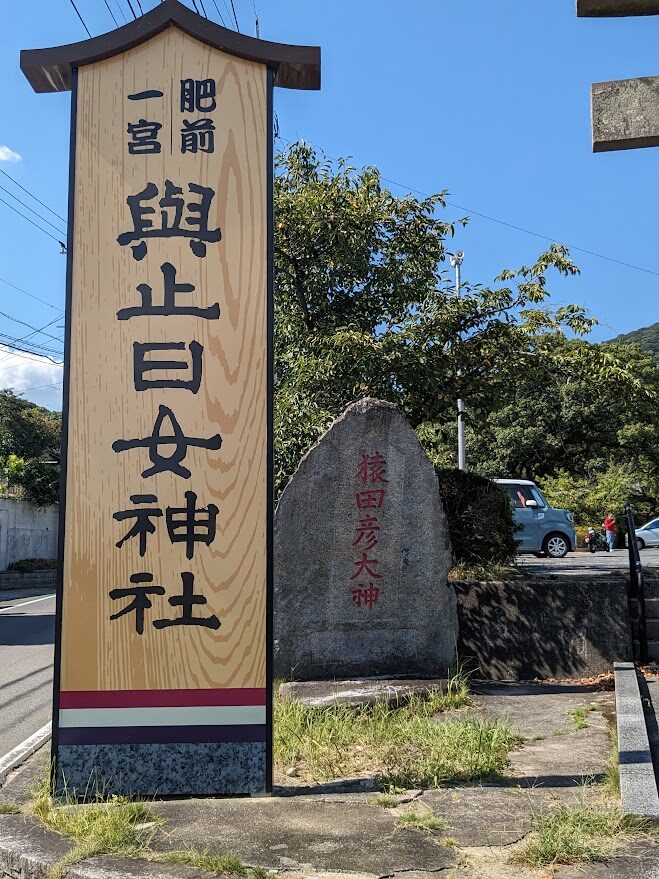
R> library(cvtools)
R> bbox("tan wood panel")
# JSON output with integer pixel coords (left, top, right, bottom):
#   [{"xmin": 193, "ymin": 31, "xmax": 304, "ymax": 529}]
[{"xmin": 61, "ymin": 27, "xmax": 267, "ymax": 692}]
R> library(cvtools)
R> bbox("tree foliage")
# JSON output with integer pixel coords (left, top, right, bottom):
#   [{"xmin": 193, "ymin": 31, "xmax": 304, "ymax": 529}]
[
  {"xmin": 273, "ymin": 142, "xmax": 640, "ymax": 497},
  {"xmin": 0, "ymin": 390, "xmax": 61, "ymax": 506}
]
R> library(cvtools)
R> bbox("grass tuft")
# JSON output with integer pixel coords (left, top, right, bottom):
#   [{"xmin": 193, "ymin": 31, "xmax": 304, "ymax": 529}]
[
  {"xmin": 30, "ymin": 774, "xmax": 163, "ymax": 879},
  {"xmin": 0, "ymin": 802, "xmax": 20, "ymax": 814},
  {"xmin": 569, "ymin": 703, "xmax": 599, "ymax": 731},
  {"xmin": 371, "ymin": 793, "xmax": 397, "ymax": 808},
  {"xmin": 605, "ymin": 727, "xmax": 620, "ymax": 797},
  {"xmin": 396, "ymin": 808, "xmax": 446, "ymax": 834},
  {"xmin": 512, "ymin": 804, "xmax": 654, "ymax": 866},
  {"xmin": 152, "ymin": 847, "xmax": 267, "ymax": 876},
  {"xmin": 275, "ymin": 670, "xmax": 520, "ymax": 788}
]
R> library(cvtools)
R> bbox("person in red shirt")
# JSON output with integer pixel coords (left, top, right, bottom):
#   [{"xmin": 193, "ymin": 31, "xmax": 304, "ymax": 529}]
[{"xmin": 603, "ymin": 514, "xmax": 616, "ymax": 552}]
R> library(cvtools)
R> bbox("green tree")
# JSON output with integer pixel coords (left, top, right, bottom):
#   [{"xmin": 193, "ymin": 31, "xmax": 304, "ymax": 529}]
[
  {"xmin": 273, "ymin": 143, "xmax": 628, "ymax": 495},
  {"xmin": 0, "ymin": 390, "xmax": 61, "ymax": 506}
]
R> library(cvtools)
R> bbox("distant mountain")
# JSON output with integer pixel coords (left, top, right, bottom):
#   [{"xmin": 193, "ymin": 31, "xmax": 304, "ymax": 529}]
[{"xmin": 609, "ymin": 322, "xmax": 659, "ymax": 361}]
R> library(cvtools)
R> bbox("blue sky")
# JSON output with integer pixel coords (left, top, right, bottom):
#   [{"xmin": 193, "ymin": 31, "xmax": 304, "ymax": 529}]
[{"xmin": 1, "ymin": 0, "xmax": 658, "ymax": 411}]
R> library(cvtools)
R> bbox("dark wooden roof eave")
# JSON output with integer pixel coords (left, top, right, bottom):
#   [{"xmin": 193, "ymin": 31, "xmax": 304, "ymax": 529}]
[{"xmin": 20, "ymin": 0, "xmax": 320, "ymax": 93}]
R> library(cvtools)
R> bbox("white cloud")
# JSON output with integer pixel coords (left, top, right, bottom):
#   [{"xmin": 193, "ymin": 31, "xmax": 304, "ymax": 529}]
[
  {"xmin": 0, "ymin": 347, "xmax": 63, "ymax": 411},
  {"xmin": 0, "ymin": 145, "xmax": 21, "ymax": 163}
]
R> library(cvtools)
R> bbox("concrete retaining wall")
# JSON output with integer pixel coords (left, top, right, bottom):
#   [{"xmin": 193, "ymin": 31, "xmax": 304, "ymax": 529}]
[
  {"xmin": 0, "ymin": 498, "xmax": 58, "ymax": 570},
  {"xmin": 455, "ymin": 579, "xmax": 631, "ymax": 680}
]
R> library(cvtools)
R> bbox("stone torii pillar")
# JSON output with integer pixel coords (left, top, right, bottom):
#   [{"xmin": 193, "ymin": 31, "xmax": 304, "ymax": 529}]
[{"xmin": 578, "ymin": 0, "xmax": 659, "ymax": 151}]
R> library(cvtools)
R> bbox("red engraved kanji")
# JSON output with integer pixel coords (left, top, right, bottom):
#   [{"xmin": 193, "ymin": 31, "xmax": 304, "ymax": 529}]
[
  {"xmin": 352, "ymin": 583, "xmax": 380, "ymax": 608},
  {"xmin": 352, "ymin": 514, "xmax": 380, "ymax": 550},
  {"xmin": 350, "ymin": 552, "xmax": 382, "ymax": 580},
  {"xmin": 357, "ymin": 452, "xmax": 389, "ymax": 484},
  {"xmin": 355, "ymin": 489, "xmax": 385, "ymax": 510}
]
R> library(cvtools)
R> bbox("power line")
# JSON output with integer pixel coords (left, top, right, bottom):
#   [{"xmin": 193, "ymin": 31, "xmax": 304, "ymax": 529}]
[
  {"xmin": 0, "ymin": 184, "xmax": 66, "ymax": 237},
  {"xmin": 112, "ymin": 0, "xmax": 128, "ymax": 23},
  {"xmin": 276, "ymin": 136, "xmax": 659, "ymax": 282},
  {"xmin": 0, "ymin": 169, "xmax": 66, "ymax": 225},
  {"xmin": 198, "ymin": 0, "xmax": 209, "ymax": 18},
  {"xmin": 0, "ymin": 277, "xmax": 61, "ymax": 313},
  {"xmin": 19, "ymin": 382, "xmax": 63, "ymax": 393},
  {"xmin": 125, "ymin": 0, "xmax": 137, "ymax": 20},
  {"xmin": 229, "ymin": 0, "xmax": 240, "ymax": 30},
  {"xmin": 0, "ymin": 316, "xmax": 65, "ymax": 367},
  {"xmin": 221, "ymin": 0, "xmax": 233, "ymax": 29},
  {"xmin": 210, "ymin": 0, "xmax": 227, "ymax": 26},
  {"xmin": 101, "ymin": 0, "xmax": 119, "ymax": 27},
  {"xmin": 68, "ymin": 0, "xmax": 92, "ymax": 36},
  {"xmin": 0, "ymin": 330, "xmax": 63, "ymax": 357},
  {"xmin": 0, "ymin": 196, "xmax": 65, "ymax": 246},
  {"xmin": 190, "ymin": 0, "xmax": 201, "ymax": 12},
  {"xmin": 0, "ymin": 310, "xmax": 64, "ymax": 345},
  {"xmin": 0, "ymin": 342, "xmax": 63, "ymax": 366},
  {"xmin": 134, "ymin": 0, "xmax": 143, "ymax": 14}
]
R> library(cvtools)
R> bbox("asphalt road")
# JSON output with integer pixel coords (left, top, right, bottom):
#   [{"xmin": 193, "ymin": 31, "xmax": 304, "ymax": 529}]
[
  {"xmin": 516, "ymin": 547, "xmax": 659, "ymax": 577},
  {"xmin": 0, "ymin": 592, "xmax": 54, "ymax": 759}
]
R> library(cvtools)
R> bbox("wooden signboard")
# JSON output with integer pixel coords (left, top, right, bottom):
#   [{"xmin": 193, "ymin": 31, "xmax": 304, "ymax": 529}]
[{"xmin": 21, "ymin": 1, "xmax": 319, "ymax": 797}]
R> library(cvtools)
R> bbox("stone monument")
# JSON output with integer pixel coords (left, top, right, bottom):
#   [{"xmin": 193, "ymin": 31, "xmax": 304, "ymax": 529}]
[{"xmin": 274, "ymin": 398, "xmax": 457, "ymax": 681}]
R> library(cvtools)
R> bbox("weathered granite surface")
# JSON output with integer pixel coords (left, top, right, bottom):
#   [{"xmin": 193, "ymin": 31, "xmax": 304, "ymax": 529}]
[
  {"xmin": 56, "ymin": 742, "xmax": 266, "ymax": 797},
  {"xmin": 274, "ymin": 398, "xmax": 457, "ymax": 681},
  {"xmin": 592, "ymin": 75, "xmax": 659, "ymax": 152}
]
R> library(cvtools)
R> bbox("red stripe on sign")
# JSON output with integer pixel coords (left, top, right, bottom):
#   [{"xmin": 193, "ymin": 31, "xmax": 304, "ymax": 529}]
[{"xmin": 59, "ymin": 688, "xmax": 267, "ymax": 709}]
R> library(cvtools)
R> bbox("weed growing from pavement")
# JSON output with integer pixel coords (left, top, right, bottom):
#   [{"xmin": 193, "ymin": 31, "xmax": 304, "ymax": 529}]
[
  {"xmin": 569, "ymin": 703, "xmax": 599, "ymax": 731},
  {"xmin": 30, "ymin": 775, "xmax": 163, "ymax": 879},
  {"xmin": 396, "ymin": 808, "xmax": 446, "ymax": 834},
  {"xmin": 371, "ymin": 793, "xmax": 398, "ymax": 808},
  {"xmin": 275, "ymin": 670, "xmax": 522, "ymax": 787},
  {"xmin": 0, "ymin": 802, "xmax": 20, "ymax": 814},
  {"xmin": 604, "ymin": 727, "xmax": 620, "ymax": 797},
  {"xmin": 512, "ymin": 804, "xmax": 654, "ymax": 867},
  {"xmin": 152, "ymin": 848, "xmax": 269, "ymax": 877}
]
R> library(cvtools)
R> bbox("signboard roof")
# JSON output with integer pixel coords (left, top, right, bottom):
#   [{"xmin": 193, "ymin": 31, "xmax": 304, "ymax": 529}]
[{"xmin": 20, "ymin": 0, "xmax": 320, "ymax": 93}]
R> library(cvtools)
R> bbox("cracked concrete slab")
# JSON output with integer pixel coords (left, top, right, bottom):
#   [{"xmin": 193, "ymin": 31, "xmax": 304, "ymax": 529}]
[
  {"xmin": 421, "ymin": 785, "xmax": 598, "ymax": 847},
  {"xmin": 152, "ymin": 797, "xmax": 456, "ymax": 874}
]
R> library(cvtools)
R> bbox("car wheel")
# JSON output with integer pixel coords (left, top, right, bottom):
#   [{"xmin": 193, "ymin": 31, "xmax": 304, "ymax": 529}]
[
  {"xmin": 636, "ymin": 537, "xmax": 646, "ymax": 550},
  {"xmin": 544, "ymin": 533, "xmax": 569, "ymax": 559}
]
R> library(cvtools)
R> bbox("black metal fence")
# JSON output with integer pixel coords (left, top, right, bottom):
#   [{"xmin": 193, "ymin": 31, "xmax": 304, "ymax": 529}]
[{"xmin": 626, "ymin": 500, "xmax": 648, "ymax": 664}]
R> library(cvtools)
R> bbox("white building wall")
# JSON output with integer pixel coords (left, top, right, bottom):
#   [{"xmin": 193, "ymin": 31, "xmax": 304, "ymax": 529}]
[{"xmin": 0, "ymin": 498, "xmax": 58, "ymax": 570}]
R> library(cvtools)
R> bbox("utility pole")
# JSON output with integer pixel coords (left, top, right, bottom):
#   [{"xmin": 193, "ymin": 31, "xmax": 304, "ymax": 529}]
[{"xmin": 450, "ymin": 251, "xmax": 466, "ymax": 471}]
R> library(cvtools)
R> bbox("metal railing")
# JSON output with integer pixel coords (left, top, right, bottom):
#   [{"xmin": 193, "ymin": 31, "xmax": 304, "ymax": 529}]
[{"xmin": 626, "ymin": 500, "xmax": 648, "ymax": 664}]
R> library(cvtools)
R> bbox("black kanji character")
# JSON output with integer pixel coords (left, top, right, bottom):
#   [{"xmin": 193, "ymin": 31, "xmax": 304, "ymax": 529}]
[
  {"xmin": 180, "ymin": 78, "xmax": 216, "ymax": 112},
  {"xmin": 127, "ymin": 119, "xmax": 162, "ymax": 155},
  {"xmin": 181, "ymin": 119, "xmax": 215, "ymax": 154},
  {"xmin": 114, "ymin": 494, "xmax": 163, "ymax": 557},
  {"xmin": 116, "ymin": 180, "xmax": 222, "ymax": 260},
  {"xmin": 116, "ymin": 262, "xmax": 220, "ymax": 321},
  {"xmin": 153, "ymin": 572, "xmax": 220, "ymax": 629},
  {"xmin": 112, "ymin": 404, "xmax": 222, "ymax": 479},
  {"xmin": 166, "ymin": 490, "xmax": 218, "ymax": 560},
  {"xmin": 133, "ymin": 341, "xmax": 203, "ymax": 393},
  {"xmin": 109, "ymin": 573, "xmax": 165, "ymax": 635}
]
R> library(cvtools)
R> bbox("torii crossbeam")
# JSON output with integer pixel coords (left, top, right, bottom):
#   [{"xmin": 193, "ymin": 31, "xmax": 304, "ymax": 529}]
[{"xmin": 577, "ymin": 0, "xmax": 659, "ymax": 151}]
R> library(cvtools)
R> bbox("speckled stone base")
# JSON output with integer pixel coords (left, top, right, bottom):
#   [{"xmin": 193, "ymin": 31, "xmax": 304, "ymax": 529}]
[{"xmin": 56, "ymin": 742, "xmax": 266, "ymax": 797}]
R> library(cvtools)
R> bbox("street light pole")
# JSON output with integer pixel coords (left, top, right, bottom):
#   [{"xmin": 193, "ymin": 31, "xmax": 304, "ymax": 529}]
[{"xmin": 449, "ymin": 251, "xmax": 466, "ymax": 471}]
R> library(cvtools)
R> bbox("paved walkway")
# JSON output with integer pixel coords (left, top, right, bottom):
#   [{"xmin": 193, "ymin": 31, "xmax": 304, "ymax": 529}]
[{"xmin": 2, "ymin": 683, "xmax": 658, "ymax": 878}]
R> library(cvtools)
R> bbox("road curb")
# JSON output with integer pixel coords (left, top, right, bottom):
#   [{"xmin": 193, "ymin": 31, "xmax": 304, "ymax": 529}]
[
  {"xmin": 614, "ymin": 661, "xmax": 659, "ymax": 817},
  {"xmin": 0, "ymin": 723, "xmax": 51, "ymax": 786}
]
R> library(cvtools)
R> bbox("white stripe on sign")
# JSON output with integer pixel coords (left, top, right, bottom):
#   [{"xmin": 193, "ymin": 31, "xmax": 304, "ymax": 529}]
[{"xmin": 59, "ymin": 705, "xmax": 266, "ymax": 728}]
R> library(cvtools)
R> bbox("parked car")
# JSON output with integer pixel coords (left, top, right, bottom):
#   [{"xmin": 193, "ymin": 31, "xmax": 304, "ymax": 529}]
[
  {"xmin": 627, "ymin": 517, "xmax": 659, "ymax": 550},
  {"xmin": 494, "ymin": 478, "xmax": 576, "ymax": 558}
]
